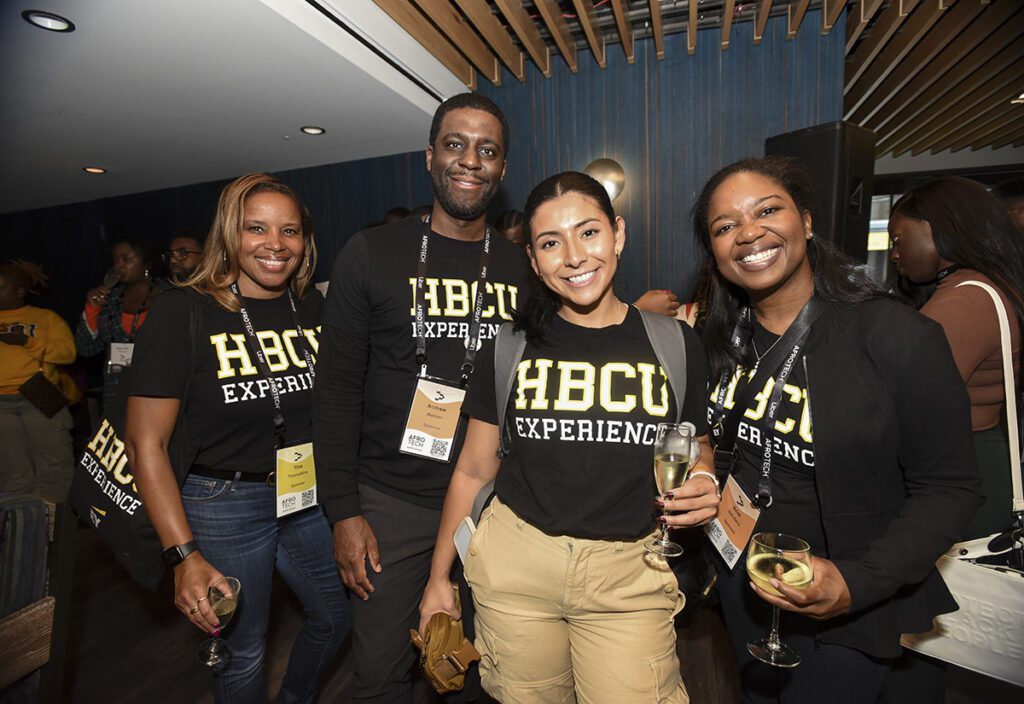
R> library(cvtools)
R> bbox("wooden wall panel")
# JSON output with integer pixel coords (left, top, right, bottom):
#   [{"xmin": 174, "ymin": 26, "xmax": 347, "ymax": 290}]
[{"xmin": 478, "ymin": 10, "xmax": 844, "ymax": 299}]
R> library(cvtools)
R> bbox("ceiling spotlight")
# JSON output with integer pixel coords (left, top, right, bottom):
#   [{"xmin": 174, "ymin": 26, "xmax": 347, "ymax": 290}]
[
  {"xmin": 1011, "ymin": 92, "xmax": 1024, "ymax": 106},
  {"xmin": 82, "ymin": 167, "xmax": 106, "ymax": 174},
  {"xmin": 300, "ymin": 126, "xmax": 326, "ymax": 135},
  {"xmin": 22, "ymin": 10, "xmax": 75, "ymax": 32}
]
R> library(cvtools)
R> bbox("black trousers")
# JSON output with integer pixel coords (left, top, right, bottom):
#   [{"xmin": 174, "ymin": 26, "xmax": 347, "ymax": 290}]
[
  {"xmin": 350, "ymin": 483, "xmax": 442, "ymax": 704},
  {"xmin": 716, "ymin": 555, "xmax": 893, "ymax": 704}
]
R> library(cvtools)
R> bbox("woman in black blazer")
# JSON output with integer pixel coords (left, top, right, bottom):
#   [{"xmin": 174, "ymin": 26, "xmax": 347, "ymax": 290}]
[{"xmin": 692, "ymin": 156, "xmax": 982, "ymax": 703}]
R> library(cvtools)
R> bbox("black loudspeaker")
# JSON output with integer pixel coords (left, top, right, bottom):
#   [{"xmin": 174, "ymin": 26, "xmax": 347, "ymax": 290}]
[{"xmin": 765, "ymin": 121, "xmax": 876, "ymax": 263}]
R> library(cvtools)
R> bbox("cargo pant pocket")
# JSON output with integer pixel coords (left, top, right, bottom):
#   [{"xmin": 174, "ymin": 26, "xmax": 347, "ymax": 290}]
[{"xmin": 649, "ymin": 647, "xmax": 689, "ymax": 704}]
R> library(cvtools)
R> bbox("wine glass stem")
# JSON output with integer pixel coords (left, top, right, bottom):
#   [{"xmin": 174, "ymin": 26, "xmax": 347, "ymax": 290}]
[
  {"xmin": 659, "ymin": 510, "xmax": 671, "ymax": 544},
  {"xmin": 767, "ymin": 606, "xmax": 783, "ymax": 651}
]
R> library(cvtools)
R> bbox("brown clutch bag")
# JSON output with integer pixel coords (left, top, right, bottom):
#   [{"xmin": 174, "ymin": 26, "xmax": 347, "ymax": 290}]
[
  {"xmin": 409, "ymin": 584, "xmax": 480, "ymax": 693},
  {"xmin": 19, "ymin": 370, "xmax": 68, "ymax": 418}
]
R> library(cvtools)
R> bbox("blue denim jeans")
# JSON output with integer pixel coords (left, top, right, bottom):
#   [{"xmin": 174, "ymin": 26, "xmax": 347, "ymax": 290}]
[{"xmin": 181, "ymin": 474, "xmax": 350, "ymax": 704}]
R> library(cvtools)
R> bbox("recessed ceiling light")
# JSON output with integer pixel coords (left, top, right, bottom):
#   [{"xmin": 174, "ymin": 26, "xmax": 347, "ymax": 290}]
[
  {"xmin": 83, "ymin": 167, "xmax": 106, "ymax": 174},
  {"xmin": 22, "ymin": 10, "xmax": 75, "ymax": 32},
  {"xmin": 300, "ymin": 126, "xmax": 326, "ymax": 135},
  {"xmin": 1011, "ymin": 92, "xmax": 1024, "ymax": 106}
]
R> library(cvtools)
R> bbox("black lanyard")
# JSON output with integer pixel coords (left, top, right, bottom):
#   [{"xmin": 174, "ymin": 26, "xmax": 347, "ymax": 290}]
[
  {"xmin": 711, "ymin": 296, "xmax": 826, "ymax": 509},
  {"xmin": 126, "ymin": 278, "xmax": 155, "ymax": 340},
  {"xmin": 935, "ymin": 264, "xmax": 962, "ymax": 282},
  {"xmin": 414, "ymin": 215, "xmax": 492, "ymax": 387},
  {"xmin": 229, "ymin": 282, "xmax": 317, "ymax": 449}
]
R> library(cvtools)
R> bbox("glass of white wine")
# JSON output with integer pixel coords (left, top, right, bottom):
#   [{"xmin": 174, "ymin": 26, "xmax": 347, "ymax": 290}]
[
  {"xmin": 746, "ymin": 532, "xmax": 812, "ymax": 668},
  {"xmin": 644, "ymin": 422, "xmax": 695, "ymax": 558},
  {"xmin": 196, "ymin": 576, "xmax": 241, "ymax": 669}
]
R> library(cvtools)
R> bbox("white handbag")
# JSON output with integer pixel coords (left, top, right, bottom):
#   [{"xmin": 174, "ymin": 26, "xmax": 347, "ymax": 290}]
[{"xmin": 901, "ymin": 280, "xmax": 1024, "ymax": 686}]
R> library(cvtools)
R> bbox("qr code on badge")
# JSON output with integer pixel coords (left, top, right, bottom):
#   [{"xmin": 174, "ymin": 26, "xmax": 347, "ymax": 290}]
[
  {"xmin": 430, "ymin": 438, "xmax": 449, "ymax": 458},
  {"xmin": 408, "ymin": 434, "xmax": 426, "ymax": 449},
  {"xmin": 706, "ymin": 521, "xmax": 724, "ymax": 541},
  {"xmin": 281, "ymin": 495, "xmax": 297, "ymax": 511},
  {"xmin": 721, "ymin": 541, "xmax": 738, "ymax": 564},
  {"xmin": 300, "ymin": 488, "xmax": 315, "ymax": 508}
]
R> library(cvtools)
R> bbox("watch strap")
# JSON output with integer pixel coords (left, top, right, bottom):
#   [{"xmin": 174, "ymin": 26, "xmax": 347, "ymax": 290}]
[{"xmin": 161, "ymin": 540, "xmax": 199, "ymax": 567}]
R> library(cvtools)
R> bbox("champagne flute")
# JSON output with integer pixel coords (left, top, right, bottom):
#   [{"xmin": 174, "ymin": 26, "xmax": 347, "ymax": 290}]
[
  {"xmin": 196, "ymin": 577, "xmax": 241, "ymax": 669},
  {"xmin": 644, "ymin": 423, "xmax": 695, "ymax": 557},
  {"xmin": 745, "ymin": 533, "xmax": 812, "ymax": 668}
]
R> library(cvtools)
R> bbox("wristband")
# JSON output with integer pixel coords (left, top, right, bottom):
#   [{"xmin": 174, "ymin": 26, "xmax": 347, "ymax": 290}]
[{"xmin": 689, "ymin": 469, "xmax": 720, "ymax": 494}]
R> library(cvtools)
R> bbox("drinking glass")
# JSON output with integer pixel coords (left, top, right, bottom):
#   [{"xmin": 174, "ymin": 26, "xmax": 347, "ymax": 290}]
[
  {"xmin": 745, "ymin": 533, "xmax": 812, "ymax": 668},
  {"xmin": 196, "ymin": 577, "xmax": 241, "ymax": 669},
  {"xmin": 644, "ymin": 423, "xmax": 695, "ymax": 557}
]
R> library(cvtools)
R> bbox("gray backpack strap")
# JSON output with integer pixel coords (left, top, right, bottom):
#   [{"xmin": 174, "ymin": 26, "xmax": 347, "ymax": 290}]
[
  {"xmin": 471, "ymin": 322, "xmax": 526, "ymax": 523},
  {"xmin": 638, "ymin": 309, "xmax": 687, "ymax": 423},
  {"xmin": 494, "ymin": 322, "xmax": 527, "ymax": 458},
  {"xmin": 471, "ymin": 480, "xmax": 494, "ymax": 524}
]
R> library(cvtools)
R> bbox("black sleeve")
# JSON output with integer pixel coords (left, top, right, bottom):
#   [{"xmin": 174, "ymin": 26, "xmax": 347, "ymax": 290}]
[
  {"xmin": 313, "ymin": 234, "xmax": 372, "ymax": 523},
  {"xmin": 301, "ymin": 287, "xmax": 325, "ymax": 327},
  {"xmin": 833, "ymin": 316, "xmax": 984, "ymax": 611},
  {"xmin": 129, "ymin": 288, "xmax": 193, "ymax": 399},
  {"xmin": 462, "ymin": 337, "xmax": 498, "ymax": 425},
  {"xmin": 680, "ymin": 322, "xmax": 710, "ymax": 435}
]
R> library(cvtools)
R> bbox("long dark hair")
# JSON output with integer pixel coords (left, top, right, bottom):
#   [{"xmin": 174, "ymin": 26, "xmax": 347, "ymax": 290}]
[
  {"xmin": 514, "ymin": 171, "xmax": 618, "ymax": 343},
  {"xmin": 692, "ymin": 156, "xmax": 884, "ymax": 380},
  {"xmin": 891, "ymin": 176, "xmax": 1024, "ymax": 327}
]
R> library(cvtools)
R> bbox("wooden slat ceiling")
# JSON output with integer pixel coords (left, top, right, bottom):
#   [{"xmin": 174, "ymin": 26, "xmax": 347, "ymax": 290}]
[{"xmin": 374, "ymin": 1, "xmax": 1024, "ymax": 156}]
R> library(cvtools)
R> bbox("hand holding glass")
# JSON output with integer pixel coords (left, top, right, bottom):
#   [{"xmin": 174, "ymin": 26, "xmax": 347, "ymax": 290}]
[
  {"xmin": 745, "ymin": 533, "xmax": 812, "ymax": 667},
  {"xmin": 196, "ymin": 577, "xmax": 241, "ymax": 669},
  {"xmin": 644, "ymin": 423, "xmax": 695, "ymax": 558}
]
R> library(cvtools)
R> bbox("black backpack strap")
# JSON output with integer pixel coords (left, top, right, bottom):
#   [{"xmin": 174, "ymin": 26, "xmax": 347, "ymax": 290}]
[{"xmin": 638, "ymin": 309, "xmax": 687, "ymax": 423}]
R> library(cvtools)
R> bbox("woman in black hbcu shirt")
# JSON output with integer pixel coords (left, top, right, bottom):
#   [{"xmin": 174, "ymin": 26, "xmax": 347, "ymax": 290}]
[
  {"xmin": 693, "ymin": 157, "xmax": 981, "ymax": 703},
  {"xmin": 125, "ymin": 174, "xmax": 349, "ymax": 703},
  {"xmin": 418, "ymin": 172, "xmax": 720, "ymax": 703}
]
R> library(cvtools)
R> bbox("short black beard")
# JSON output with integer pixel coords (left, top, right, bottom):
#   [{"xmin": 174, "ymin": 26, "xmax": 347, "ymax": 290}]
[
  {"xmin": 171, "ymin": 268, "xmax": 195, "ymax": 283},
  {"xmin": 431, "ymin": 167, "xmax": 499, "ymax": 222}
]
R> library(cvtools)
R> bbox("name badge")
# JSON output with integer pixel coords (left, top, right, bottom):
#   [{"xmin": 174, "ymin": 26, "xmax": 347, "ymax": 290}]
[
  {"xmin": 276, "ymin": 442, "xmax": 317, "ymax": 518},
  {"xmin": 109, "ymin": 342, "xmax": 135, "ymax": 368},
  {"xmin": 399, "ymin": 376, "xmax": 466, "ymax": 463},
  {"xmin": 704, "ymin": 474, "xmax": 761, "ymax": 569}
]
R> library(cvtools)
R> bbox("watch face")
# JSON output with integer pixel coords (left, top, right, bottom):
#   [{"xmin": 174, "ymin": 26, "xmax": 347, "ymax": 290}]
[
  {"xmin": 162, "ymin": 546, "xmax": 181, "ymax": 566},
  {"xmin": 163, "ymin": 542, "xmax": 194, "ymax": 567}
]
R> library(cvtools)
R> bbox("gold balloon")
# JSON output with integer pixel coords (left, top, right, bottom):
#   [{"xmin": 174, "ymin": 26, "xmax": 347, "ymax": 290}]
[{"xmin": 583, "ymin": 158, "xmax": 626, "ymax": 201}]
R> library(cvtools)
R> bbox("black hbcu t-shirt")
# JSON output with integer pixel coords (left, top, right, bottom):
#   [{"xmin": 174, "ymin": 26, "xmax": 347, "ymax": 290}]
[
  {"xmin": 130, "ymin": 287, "xmax": 323, "ymax": 474},
  {"xmin": 706, "ymin": 321, "xmax": 826, "ymax": 553},
  {"xmin": 464, "ymin": 307, "xmax": 709, "ymax": 541},
  {"xmin": 316, "ymin": 217, "xmax": 531, "ymax": 522}
]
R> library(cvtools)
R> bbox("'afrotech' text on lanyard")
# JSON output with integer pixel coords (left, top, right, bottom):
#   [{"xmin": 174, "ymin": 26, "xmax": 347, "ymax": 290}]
[
  {"xmin": 704, "ymin": 296, "xmax": 826, "ymax": 568},
  {"xmin": 400, "ymin": 215, "xmax": 492, "ymax": 464},
  {"xmin": 229, "ymin": 282, "xmax": 319, "ymax": 517}
]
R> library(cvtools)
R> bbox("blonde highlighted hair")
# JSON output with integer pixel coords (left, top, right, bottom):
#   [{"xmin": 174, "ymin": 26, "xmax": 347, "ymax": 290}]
[{"xmin": 186, "ymin": 173, "xmax": 318, "ymax": 311}]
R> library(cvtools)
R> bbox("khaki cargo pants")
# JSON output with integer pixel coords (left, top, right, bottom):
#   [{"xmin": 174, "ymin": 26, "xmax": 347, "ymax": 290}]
[{"xmin": 464, "ymin": 498, "xmax": 689, "ymax": 704}]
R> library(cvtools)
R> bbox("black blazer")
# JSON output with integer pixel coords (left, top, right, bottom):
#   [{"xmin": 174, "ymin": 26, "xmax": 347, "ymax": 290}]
[{"xmin": 802, "ymin": 297, "xmax": 983, "ymax": 658}]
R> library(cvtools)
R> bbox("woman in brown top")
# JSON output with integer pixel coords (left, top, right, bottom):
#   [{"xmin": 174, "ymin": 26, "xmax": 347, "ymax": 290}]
[{"xmin": 890, "ymin": 176, "xmax": 1024, "ymax": 538}]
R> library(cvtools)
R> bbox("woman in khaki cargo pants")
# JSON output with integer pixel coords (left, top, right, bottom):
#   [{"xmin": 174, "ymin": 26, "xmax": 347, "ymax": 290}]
[{"xmin": 419, "ymin": 172, "xmax": 721, "ymax": 703}]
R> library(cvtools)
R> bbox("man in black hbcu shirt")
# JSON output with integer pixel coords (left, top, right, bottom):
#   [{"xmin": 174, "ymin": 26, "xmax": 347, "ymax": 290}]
[{"xmin": 313, "ymin": 93, "xmax": 529, "ymax": 702}]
